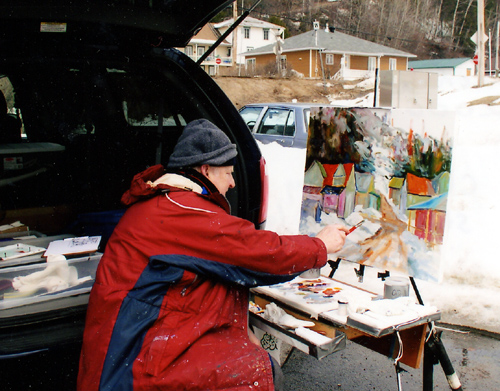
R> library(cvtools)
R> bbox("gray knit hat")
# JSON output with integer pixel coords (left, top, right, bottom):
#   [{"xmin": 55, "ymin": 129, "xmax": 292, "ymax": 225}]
[{"xmin": 167, "ymin": 119, "xmax": 238, "ymax": 168}]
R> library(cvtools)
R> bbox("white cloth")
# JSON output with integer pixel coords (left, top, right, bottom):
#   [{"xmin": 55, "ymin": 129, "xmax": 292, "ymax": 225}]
[
  {"xmin": 11, "ymin": 254, "xmax": 87, "ymax": 295},
  {"xmin": 262, "ymin": 302, "xmax": 316, "ymax": 329}
]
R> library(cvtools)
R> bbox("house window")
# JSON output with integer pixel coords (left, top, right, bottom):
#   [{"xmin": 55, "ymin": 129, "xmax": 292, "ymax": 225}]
[
  {"xmin": 227, "ymin": 47, "xmax": 232, "ymax": 57},
  {"xmin": 326, "ymin": 54, "xmax": 334, "ymax": 65},
  {"xmin": 197, "ymin": 46, "xmax": 205, "ymax": 57},
  {"xmin": 185, "ymin": 46, "xmax": 193, "ymax": 57},
  {"xmin": 244, "ymin": 27, "xmax": 250, "ymax": 39},
  {"xmin": 389, "ymin": 58, "xmax": 397, "ymax": 70},
  {"xmin": 246, "ymin": 47, "xmax": 254, "ymax": 52},
  {"xmin": 368, "ymin": 57, "xmax": 376, "ymax": 71},
  {"xmin": 263, "ymin": 29, "xmax": 269, "ymax": 40}
]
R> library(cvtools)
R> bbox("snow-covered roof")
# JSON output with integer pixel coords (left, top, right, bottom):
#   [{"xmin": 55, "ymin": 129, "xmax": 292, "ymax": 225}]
[
  {"xmin": 244, "ymin": 29, "xmax": 416, "ymax": 58},
  {"xmin": 214, "ymin": 16, "xmax": 284, "ymax": 31}
]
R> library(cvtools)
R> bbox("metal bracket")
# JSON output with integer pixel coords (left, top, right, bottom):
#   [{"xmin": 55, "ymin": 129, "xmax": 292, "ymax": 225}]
[{"xmin": 354, "ymin": 264, "xmax": 365, "ymax": 283}]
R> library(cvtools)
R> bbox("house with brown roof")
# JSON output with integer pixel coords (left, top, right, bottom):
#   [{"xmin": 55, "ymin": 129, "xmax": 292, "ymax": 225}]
[{"xmin": 243, "ymin": 23, "xmax": 416, "ymax": 80}]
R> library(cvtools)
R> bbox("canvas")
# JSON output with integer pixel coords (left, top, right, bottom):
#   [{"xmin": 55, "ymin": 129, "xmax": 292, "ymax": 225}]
[{"xmin": 300, "ymin": 107, "xmax": 454, "ymax": 282}]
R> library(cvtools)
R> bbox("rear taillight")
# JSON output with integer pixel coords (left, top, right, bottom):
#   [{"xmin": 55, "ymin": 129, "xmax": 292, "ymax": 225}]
[{"xmin": 258, "ymin": 156, "xmax": 269, "ymax": 227}]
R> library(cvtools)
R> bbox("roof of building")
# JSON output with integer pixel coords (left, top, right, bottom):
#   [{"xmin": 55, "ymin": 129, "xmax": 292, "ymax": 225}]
[
  {"xmin": 214, "ymin": 16, "xmax": 284, "ymax": 31},
  {"xmin": 189, "ymin": 23, "xmax": 231, "ymax": 46},
  {"xmin": 244, "ymin": 29, "xmax": 416, "ymax": 57},
  {"xmin": 389, "ymin": 177, "xmax": 405, "ymax": 189},
  {"xmin": 408, "ymin": 58, "xmax": 472, "ymax": 69},
  {"xmin": 406, "ymin": 173, "xmax": 436, "ymax": 196},
  {"xmin": 304, "ymin": 160, "xmax": 327, "ymax": 187},
  {"xmin": 323, "ymin": 163, "xmax": 354, "ymax": 187}
]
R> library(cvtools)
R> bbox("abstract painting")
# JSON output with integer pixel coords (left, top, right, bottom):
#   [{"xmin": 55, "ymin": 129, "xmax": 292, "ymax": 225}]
[{"xmin": 300, "ymin": 107, "xmax": 453, "ymax": 282}]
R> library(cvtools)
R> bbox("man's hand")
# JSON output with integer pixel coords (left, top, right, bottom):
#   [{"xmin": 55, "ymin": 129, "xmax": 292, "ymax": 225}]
[{"xmin": 316, "ymin": 225, "xmax": 349, "ymax": 253}]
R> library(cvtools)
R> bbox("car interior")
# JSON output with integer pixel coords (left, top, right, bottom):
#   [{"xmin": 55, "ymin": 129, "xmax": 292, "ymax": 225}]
[
  {"xmin": 0, "ymin": 53, "xmax": 245, "ymax": 245},
  {"xmin": 256, "ymin": 108, "xmax": 296, "ymax": 136}
]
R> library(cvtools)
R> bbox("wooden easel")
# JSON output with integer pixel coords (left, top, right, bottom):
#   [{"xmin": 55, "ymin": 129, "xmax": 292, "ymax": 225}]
[{"xmin": 328, "ymin": 259, "xmax": 463, "ymax": 391}]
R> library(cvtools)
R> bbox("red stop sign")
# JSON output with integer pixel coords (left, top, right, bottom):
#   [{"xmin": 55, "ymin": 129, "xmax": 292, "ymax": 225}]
[
  {"xmin": 473, "ymin": 54, "xmax": 478, "ymax": 65},
  {"xmin": 216, "ymin": 58, "xmax": 221, "ymax": 64}
]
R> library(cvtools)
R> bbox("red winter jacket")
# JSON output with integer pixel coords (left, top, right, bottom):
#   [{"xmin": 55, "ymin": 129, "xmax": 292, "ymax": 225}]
[{"xmin": 77, "ymin": 165, "xmax": 327, "ymax": 391}]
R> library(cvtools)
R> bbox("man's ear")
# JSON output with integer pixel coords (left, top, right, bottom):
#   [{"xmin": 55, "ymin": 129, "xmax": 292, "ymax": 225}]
[{"xmin": 200, "ymin": 164, "xmax": 210, "ymax": 177}]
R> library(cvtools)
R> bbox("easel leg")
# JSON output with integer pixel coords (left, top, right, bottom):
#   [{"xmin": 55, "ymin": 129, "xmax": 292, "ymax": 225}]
[
  {"xmin": 423, "ymin": 339, "xmax": 437, "ymax": 390},
  {"xmin": 426, "ymin": 331, "xmax": 463, "ymax": 391},
  {"xmin": 410, "ymin": 277, "xmax": 463, "ymax": 391},
  {"xmin": 395, "ymin": 362, "xmax": 404, "ymax": 391}
]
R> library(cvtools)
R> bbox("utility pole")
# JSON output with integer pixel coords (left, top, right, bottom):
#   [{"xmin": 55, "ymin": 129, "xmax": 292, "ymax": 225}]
[
  {"xmin": 233, "ymin": 1, "xmax": 238, "ymax": 73},
  {"xmin": 488, "ymin": 28, "xmax": 492, "ymax": 75},
  {"xmin": 477, "ymin": 0, "xmax": 485, "ymax": 86},
  {"xmin": 496, "ymin": 21, "xmax": 499, "ymax": 77}
]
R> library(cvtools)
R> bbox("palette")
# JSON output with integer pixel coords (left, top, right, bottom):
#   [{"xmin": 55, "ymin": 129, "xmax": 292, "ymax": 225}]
[
  {"xmin": 253, "ymin": 276, "xmax": 377, "ymax": 319},
  {"xmin": 0, "ymin": 243, "xmax": 46, "ymax": 261}
]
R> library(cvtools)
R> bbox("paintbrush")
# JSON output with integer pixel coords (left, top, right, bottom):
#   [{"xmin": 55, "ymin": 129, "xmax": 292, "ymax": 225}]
[{"xmin": 347, "ymin": 220, "xmax": 364, "ymax": 235}]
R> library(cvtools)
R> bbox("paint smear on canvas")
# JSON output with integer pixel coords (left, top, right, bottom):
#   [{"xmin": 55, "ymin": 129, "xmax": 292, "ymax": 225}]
[{"xmin": 300, "ymin": 107, "xmax": 453, "ymax": 282}]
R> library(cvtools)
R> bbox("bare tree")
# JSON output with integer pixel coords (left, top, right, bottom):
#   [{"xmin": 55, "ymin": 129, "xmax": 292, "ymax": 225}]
[{"xmin": 458, "ymin": 0, "xmax": 475, "ymax": 36}]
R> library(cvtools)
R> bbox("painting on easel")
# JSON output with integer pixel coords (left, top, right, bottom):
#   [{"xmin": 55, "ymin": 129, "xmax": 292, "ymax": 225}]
[{"xmin": 300, "ymin": 107, "xmax": 454, "ymax": 282}]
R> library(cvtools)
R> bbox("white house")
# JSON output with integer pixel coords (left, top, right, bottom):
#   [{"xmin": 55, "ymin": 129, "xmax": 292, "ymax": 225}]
[
  {"xmin": 408, "ymin": 58, "xmax": 475, "ymax": 77},
  {"xmin": 214, "ymin": 16, "xmax": 284, "ymax": 66},
  {"xmin": 177, "ymin": 23, "xmax": 232, "ymax": 76}
]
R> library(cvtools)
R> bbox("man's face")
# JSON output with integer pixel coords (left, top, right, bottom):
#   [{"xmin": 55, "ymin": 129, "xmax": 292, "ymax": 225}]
[{"xmin": 204, "ymin": 165, "xmax": 235, "ymax": 196}]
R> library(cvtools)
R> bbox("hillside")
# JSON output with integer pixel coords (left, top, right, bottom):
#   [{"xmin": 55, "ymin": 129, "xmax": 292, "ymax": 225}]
[{"xmin": 213, "ymin": 76, "xmax": 372, "ymax": 109}]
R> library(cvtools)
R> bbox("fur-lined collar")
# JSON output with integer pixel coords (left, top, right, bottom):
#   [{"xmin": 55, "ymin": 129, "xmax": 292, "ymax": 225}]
[{"xmin": 120, "ymin": 165, "xmax": 230, "ymax": 214}]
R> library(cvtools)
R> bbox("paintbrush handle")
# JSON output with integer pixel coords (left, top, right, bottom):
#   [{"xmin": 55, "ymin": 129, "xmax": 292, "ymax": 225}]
[{"xmin": 347, "ymin": 220, "xmax": 364, "ymax": 234}]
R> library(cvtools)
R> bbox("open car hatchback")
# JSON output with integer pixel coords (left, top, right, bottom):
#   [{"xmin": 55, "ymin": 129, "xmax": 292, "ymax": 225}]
[{"xmin": 0, "ymin": 1, "xmax": 267, "ymax": 389}]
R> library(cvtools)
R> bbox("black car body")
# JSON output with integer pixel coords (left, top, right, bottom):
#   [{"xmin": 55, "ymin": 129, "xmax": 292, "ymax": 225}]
[{"xmin": 0, "ymin": 1, "xmax": 267, "ymax": 388}]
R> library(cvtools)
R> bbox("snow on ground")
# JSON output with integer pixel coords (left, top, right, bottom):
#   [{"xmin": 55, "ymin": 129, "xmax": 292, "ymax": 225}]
[{"xmin": 259, "ymin": 75, "xmax": 500, "ymax": 334}]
